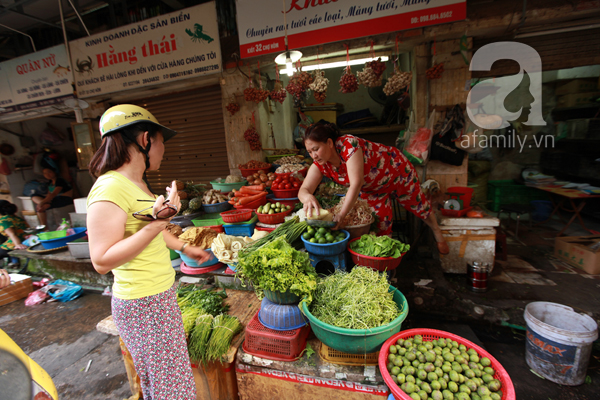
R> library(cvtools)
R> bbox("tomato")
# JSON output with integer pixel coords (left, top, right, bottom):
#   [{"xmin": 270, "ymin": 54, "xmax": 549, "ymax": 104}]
[
  {"xmin": 289, "ymin": 176, "xmax": 296, "ymax": 183},
  {"xmin": 285, "ymin": 183, "xmax": 292, "ymax": 189},
  {"xmin": 271, "ymin": 183, "xmax": 279, "ymax": 190},
  {"xmin": 292, "ymin": 182, "xmax": 299, "ymax": 188},
  {"xmin": 281, "ymin": 179, "xmax": 289, "ymax": 186},
  {"xmin": 274, "ymin": 177, "xmax": 282, "ymax": 184}
]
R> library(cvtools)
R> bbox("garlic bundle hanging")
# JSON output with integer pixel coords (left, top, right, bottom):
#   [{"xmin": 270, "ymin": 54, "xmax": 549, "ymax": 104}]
[
  {"xmin": 339, "ymin": 67, "xmax": 358, "ymax": 93},
  {"xmin": 309, "ymin": 70, "xmax": 329, "ymax": 102},
  {"xmin": 357, "ymin": 66, "xmax": 382, "ymax": 88},
  {"xmin": 383, "ymin": 66, "xmax": 413, "ymax": 96},
  {"xmin": 286, "ymin": 70, "xmax": 313, "ymax": 99}
]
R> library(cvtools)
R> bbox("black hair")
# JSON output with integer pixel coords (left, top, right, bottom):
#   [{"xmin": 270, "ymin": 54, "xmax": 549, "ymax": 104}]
[
  {"xmin": 0, "ymin": 200, "xmax": 18, "ymax": 216},
  {"xmin": 302, "ymin": 121, "xmax": 341, "ymax": 144}
]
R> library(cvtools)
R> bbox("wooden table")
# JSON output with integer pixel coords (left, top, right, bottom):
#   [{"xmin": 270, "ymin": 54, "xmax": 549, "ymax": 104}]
[{"xmin": 534, "ymin": 185, "xmax": 600, "ymax": 236}]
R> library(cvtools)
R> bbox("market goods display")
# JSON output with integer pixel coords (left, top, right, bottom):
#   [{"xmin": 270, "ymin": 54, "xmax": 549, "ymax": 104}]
[
  {"xmin": 225, "ymin": 175, "xmax": 244, "ymax": 183},
  {"xmin": 238, "ymin": 216, "xmax": 307, "ymax": 257},
  {"xmin": 316, "ymin": 181, "xmax": 347, "ymax": 197},
  {"xmin": 270, "ymin": 81, "xmax": 287, "ymax": 104},
  {"xmin": 238, "ymin": 160, "xmax": 271, "ymax": 170},
  {"xmin": 205, "ymin": 314, "xmax": 242, "ymax": 361},
  {"xmin": 172, "ymin": 181, "xmax": 206, "ymax": 216},
  {"xmin": 275, "ymin": 164, "xmax": 306, "ymax": 175},
  {"xmin": 244, "ymin": 170, "xmax": 275, "ymax": 187},
  {"xmin": 177, "ymin": 285, "xmax": 230, "ymax": 335},
  {"xmin": 165, "ymin": 223, "xmax": 183, "ymax": 237},
  {"xmin": 202, "ymin": 189, "xmax": 228, "ymax": 205},
  {"xmin": 211, "ymin": 233, "xmax": 253, "ymax": 264},
  {"xmin": 226, "ymin": 102, "xmax": 240, "ymax": 115},
  {"xmin": 350, "ymin": 234, "xmax": 410, "ymax": 258},
  {"xmin": 275, "ymin": 155, "xmax": 304, "ymax": 164},
  {"xmin": 357, "ymin": 57, "xmax": 387, "ymax": 89},
  {"xmin": 243, "ymin": 86, "xmax": 258, "ymax": 102},
  {"xmin": 329, "ymin": 197, "xmax": 374, "ymax": 226},
  {"xmin": 310, "ymin": 266, "xmax": 401, "ymax": 329},
  {"xmin": 426, "ymin": 63, "xmax": 445, "ymax": 80},
  {"xmin": 309, "ymin": 70, "xmax": 329, "ymax": 102},
  {"xmin": 302, "ymin": 226, "xmax": 346, "ymax": 244},
  {"xmin": 243, "ymin": 125, "xmax": 262, "ymax": 151},
  {"xmin": 229, "ymin": 185, "xmax": 268, "ymax": 208},
  {"xmin": 237, "ymin": 235, "xmax": 317, "ymax": 302},
  {"xmin": 179, "ymin": 227, "xmax": 218, "ymax": 249},
  {"xmin": 269, "ymin": 149, "xmax": 298, "ymax": 156},
  {"xmin": 257, "ymin": 202, "xmax": 291, "ymax": 215},
  {"xmin": 381, "ymin": 329, "xmax": 514, "ymax": 400},
  {"xmin": 368, "ymin": 58, "xmax": 387, "ymax": 79},
  {"xmin": 383, "ymin": 66, "xmax": 413, "ymax": 96},
  {"xmin": 339, "ymin": 67, "xmax": 359, "ymax": 93},
  {"xmin": 286, "ymin": 70, "xmax": 313, "ymax": 100},
  {"xmin": 271, "ymin": 174, "xmax": 301, "ymax": 191}
]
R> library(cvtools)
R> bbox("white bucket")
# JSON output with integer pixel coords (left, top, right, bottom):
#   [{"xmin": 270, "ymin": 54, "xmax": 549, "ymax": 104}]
[
  {"xmin": 524, "ymin": 302, "xmax": 598, "ymax": 385},
  {"xmin": 73, "ymin": 197, "xmax": 88, "ymax": 214}
]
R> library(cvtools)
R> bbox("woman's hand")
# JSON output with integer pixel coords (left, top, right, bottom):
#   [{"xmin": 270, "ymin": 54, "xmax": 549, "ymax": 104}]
[
  {"xmin": 332, "ymin": 213, "xmax": 346, "ymax": 231},
  {"xmin": 0, "ymin": 269, "xmax": 10, "ymax": 289},
  {"xmin": 14, "ymin": 244, "xmax": 27, "ymax": 250},
  {"xmin": 302, "ymin": 195, "xmax": 322, "ymax": 219},
  {"xmin": 184, "ymin": 246, "xmax": 212, "ymax": 265},
  {"xmin": 153, "ymin": 181, "xmax": 181, "ymax": 220}
]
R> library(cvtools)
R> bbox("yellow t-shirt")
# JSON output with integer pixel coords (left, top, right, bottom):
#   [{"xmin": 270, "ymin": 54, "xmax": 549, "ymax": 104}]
[{"xmin": 87, "ymin": 171, "xmax": 174, "ymax": 300}]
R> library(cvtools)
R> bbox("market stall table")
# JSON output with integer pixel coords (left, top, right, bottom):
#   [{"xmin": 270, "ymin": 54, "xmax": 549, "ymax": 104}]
[{"xmin": 533, "ymin": 185, "xmax": 600, "ymax": 236}]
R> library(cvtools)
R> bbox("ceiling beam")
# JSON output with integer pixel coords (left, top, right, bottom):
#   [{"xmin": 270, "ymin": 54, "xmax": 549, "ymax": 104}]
[{"xmin": 2, "ymin": 8, "xmax": 80, "ymax": 34}]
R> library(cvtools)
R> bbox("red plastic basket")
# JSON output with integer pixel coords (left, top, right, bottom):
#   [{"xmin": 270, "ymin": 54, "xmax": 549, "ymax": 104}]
[
  {"xmin": 447, "ymin": 187, "xmax": 474, "ymax": 208},
  {"xmin": 440, "ymin": 206, "xmax": 473, "ymax": 218},
  {"xmin": 242, "ymin": 310, "xmax": 311, "ymax": 362},
  {"xmin": 234, "ymin": 196, "xmax": 267, "ymax": 210},
  {"xmin": 256, "ymin": 225, "xmax": 277, "ymax": 233},
  {"xmin": 220, "ymin": 209, "xmax": 253, "ymax": 223},
  {"xmin": 274, "ymin": 168, "xmax": 307, "ymax": 177},
  {"xmin": 239, "ymin": 165, "xmax": 272, "ymax": 178},
  {"xmin": 271, "ymin": 188, "xmax": 300, "ymax": 199},
  {"xmin": 256, "ymin": 208, "xmax": 292, "ymax": 224},
  {"xmin": 379, "ymin": 328, "xmax": 515, "ymax": 400},
  {"xmin": 206, "ymin": 225, "xmax": 224, "ymax": 233},
  {"xmin": 267, "ymin": 197, "xmax": 300, "ymax": 208},
  {"xmin": 347, "ymin": 238, "xmax": 405, "ymax": 271}
]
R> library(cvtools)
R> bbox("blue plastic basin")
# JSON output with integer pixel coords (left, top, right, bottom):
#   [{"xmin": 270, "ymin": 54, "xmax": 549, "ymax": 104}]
[
  {"xmin": 176, "ymin": 248, "xmax": 219, "ymax": 268},
  {"xmin": 301, "ymin": 229, "xmax": 349, "ymax": 255},
  {"xmin": 39, "ymin": 227, "xmax": 87, "ymax": 250},
  {"xmin": 258, "ymin": 297, "xmax": 308, "ymax": 331}
]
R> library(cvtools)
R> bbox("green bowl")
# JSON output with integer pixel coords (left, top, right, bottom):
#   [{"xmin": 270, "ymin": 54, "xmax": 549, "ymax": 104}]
[
  {"xmin": 301, "ymin": 285, "xmax": 409, "ymax": 354},
  {"xmin": 210, "ymin": 179, "xmax": 247, "ymax": 192}
]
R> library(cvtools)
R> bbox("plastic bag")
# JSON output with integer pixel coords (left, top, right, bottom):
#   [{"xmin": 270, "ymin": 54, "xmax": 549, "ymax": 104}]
[
  {"xmin": 25, "ymin": 288, "xmax": 51, "ymax": 306},
  {"xmin": 45, "ymin": 279, "xmax": 83, "ymax": 302},
  {"xmin": 403, "ymin": 110, "xmax": 436, "ymax": 165}
]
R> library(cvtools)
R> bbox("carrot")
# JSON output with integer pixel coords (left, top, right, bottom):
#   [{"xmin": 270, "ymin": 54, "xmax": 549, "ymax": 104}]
[
  {"xmin": 238, "ymin": 192, "xmax": 267, "ymax": 205},
  {"xmin": 240, "ymin": 187, "xmax": 266, "ymax": 195},
  {"xmin": 243, "ymin": 184, "xmax": 266, "ymax": 191}
]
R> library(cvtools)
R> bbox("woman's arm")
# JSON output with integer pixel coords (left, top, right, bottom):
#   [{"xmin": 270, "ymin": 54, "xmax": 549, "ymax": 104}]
[
  {"xmin": 333, "ymin": 148, "xmax": 365, "ymax": 230},
  {"xmin": 87, "ymin": 201, "xmax": 171, "ymax": 274},
  {"xmin": 298, "ymin": 164, "xmax": 324, "ymax": 218},
  {"xmin": 162, "ymin": 230, "xmax": 211, "ymax": 264},
  {"xmin": 38, "ymin": 187, "xmax": 62, "ymax": 208},
  {"xmin": 4, "ymin": 227, "xmax": 27, "ymax": 250}
]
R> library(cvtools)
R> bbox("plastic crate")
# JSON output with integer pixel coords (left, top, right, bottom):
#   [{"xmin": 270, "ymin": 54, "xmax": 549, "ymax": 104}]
[
  {"xmin": 221, "ymin": 209, "xmax": 253, "ymax": 223},
  {"xmin": 242, "ymin": 310, "xmax": 311, "ymax": 362},
  {"xmin": 271, "ymin": 188, "xmax": 300, "ymax": 199},
  {"xmin": 347, "ymin": 238, "xmax": 405, "ymax": 271},
  {"xmin": 192, "ymin": 213, "xmax": 224, "ymax": 227},
  {"xmin": 487, "ymin": 180, "xmax": 548, "ymax": 212},
  {"xmin": 319, "ymin": 343, "xmax": 379, "ymax": 366},
  {"xmin": 223, "ymin": 219, "xmax": 257, "ymax": 237},
  {"xmin": 202, "ymin": 201, "xmax": 232, "ymax": 214},
  {"xmin": 379, "ymin": 328, "xmax": 515, "ymax": 400}
]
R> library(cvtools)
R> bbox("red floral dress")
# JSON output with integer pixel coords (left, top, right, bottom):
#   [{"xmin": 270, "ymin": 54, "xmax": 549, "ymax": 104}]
[{"xmin": 313, "ymin": 135, "xmax": 432, "ymax": 235}]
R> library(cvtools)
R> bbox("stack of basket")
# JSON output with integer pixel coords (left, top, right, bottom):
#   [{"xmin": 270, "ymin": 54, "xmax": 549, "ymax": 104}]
[
  {"xmin": 220, "ymin": 209, "xmax": 257, "ymax": 237},
  {"xmin": 242, "ymin": 289, "xmax": 311, "ymax": 361}
]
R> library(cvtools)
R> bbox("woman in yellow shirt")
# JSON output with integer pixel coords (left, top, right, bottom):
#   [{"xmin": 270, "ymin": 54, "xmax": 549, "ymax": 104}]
[{"xmin": 87, "ymin": 104, "xmax": 210, "ymax": 399}]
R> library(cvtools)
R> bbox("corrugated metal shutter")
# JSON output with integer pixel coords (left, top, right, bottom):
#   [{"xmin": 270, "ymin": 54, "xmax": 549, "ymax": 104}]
[
  {"xmin": 133, "ymin": 85, "xmax": 229, "ymax": 190},
  {"xmin": 472, "ymin": 28, "xmax": 600, "ymax": 78}
]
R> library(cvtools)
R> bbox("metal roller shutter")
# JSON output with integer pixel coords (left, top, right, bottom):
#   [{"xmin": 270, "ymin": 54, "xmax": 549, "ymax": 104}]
[{"xmin": 133, "ymin": 85, "xmax": 229, "ymax": 190}]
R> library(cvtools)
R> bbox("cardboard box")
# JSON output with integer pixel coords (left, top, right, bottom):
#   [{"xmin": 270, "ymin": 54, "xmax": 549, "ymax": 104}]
[
  {"xmin": 554, "ymin": 235, "xmax": 600, "ymax": 275},
  {"xmin": 557, "ymin": 92, "xmax": 600, "ymax": 108},
  {"xmin": 0, "ymin": 276, "xmax": 33, "ymax": 306},
  {"xmin": 555, "ymin": 78, "xmax": 599, "ymax": 96}
]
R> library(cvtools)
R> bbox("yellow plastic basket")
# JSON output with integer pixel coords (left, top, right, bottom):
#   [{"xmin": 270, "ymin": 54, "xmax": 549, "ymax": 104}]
[{"xmin": 319, "ymin": 343, "xmax": 379, "ymax": 366}]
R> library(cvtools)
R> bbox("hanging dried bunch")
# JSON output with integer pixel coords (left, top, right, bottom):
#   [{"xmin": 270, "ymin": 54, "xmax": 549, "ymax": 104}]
[
  {"xmin": 426, "ymin": 63, "xmax": 444, "ymax": 80},
  {"xmin": 367, "ymin": 58, "xmax": 387, "ymax": 78},
  {"xmin": 357, "ymin": 57, "xmax": 387, "ymax": 88},
  {"xmin": 286, "ymin": 70, "xmax": 313, "ymax": 100},
  {"xmin": 383, "ymin": 66, "xmax": 413, "ymax": 96},
  {"xmin": 244, "ymin": 86, "xmax": 258, "ymax": 102},
  {"xmin": 269, "ymin": 81, "xmax": 287, "ymax": 104},
  {"xmin": 243, "ymin": 125, "xmax": 261, "ymax": 151},
  {"xmin": 309, "ymin": 70, "xmax": 329, "ymax": 102},
  {"xmin": 339, "ymin": 66, "xmax": 359, "ymax": 93},
  {"xmin": 254, "ymin": 88, "xmax": 270, "ymax": 103},
  {"xmin": 226, "ymin": 102, "xmax": 240, "ymax": 115}
]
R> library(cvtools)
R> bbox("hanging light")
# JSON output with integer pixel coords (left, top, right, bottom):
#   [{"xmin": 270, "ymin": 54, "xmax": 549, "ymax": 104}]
[
  {"xmin": 280, "ymin": 56, "xmax": 389, "ymax": 75},
  {"xmin": 275, "ymin": 50, "xmax": 303, "ymax": 77}
]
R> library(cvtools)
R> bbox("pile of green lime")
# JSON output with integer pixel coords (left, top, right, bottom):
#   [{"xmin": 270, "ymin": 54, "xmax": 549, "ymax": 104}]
[
  {"xmin": 386, "ymin": 334, "xmax": 504, "ymax": 400},
  {"xmin": 302, "ymin": 227, "xmax": 346, "ymax": 244}
]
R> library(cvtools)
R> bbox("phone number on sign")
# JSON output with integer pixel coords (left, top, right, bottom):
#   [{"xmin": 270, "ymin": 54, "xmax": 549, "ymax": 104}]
[{"xmin": 411, "ymin": 11, "xmax": 453, "ymax": 24}]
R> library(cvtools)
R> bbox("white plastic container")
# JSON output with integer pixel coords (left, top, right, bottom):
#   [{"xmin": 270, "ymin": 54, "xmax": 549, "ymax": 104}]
[
  {"xmin": 73, "ymin": 197, "xmax": 88, "ymax": 214},
  {"xmin": 524, "ymin": 301, "xmax": 598, "ymax": 385},
  {"xmin": 17, "ymin": 196, "xmax": 35, "ymax": 212}
]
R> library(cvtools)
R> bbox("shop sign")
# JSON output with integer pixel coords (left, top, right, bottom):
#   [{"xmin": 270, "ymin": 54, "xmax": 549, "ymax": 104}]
[
  {"xmin": 236, "ymin": 0, "xmax": 466, "ymax": 59},
  {"xmin": 0, "ymin": 44, "xmax": 73, "ymax": 111},
  {"xmin": 69, "ymin": 1, "xmax": 221, "ymax": 98}
]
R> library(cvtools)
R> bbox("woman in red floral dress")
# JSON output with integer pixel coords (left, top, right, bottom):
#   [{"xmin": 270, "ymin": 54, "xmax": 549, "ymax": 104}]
[{"xmin": 298, "ymin": 122, "xmax": 449, "ymax": 254}]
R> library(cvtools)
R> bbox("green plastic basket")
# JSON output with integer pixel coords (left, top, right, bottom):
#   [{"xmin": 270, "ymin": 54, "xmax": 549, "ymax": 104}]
[
  {"xmin": 38, "ymin": 230, "xmax": 67, "ymax": 240},
  {"xmin": 266, "ymin": 154, "xmax": 295, "ymax": 163},
  {"xmin": 301, "ymin": 286, "xmax": 409, "ymax": 354},
  {"xmin": 210, "ymin": 179, "xmax": 247, "ymax": 192},
  {"xmin": 192, "ymin": 213, "xmax": 224, "ymax": 227},
  {"xmin": 487, "ymin": 180, "xmax": 548, "ymax": 212},
  {"xmin": 263, "ymin": 288, "xmax": 301, "ymax": 305}
]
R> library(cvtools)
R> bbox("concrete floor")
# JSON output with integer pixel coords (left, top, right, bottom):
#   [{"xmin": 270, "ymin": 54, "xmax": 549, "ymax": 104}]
[{"xmin": 0, "ymin": 213, "xmax": 599, "ymax": 399}]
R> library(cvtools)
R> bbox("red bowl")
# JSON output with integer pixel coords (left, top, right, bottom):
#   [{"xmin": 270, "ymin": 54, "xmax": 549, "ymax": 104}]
[
  {"xmin": 239, "ymin": 165, "xmax": 272, "ymax": 178},
  {"xmin": 220, "ymin": 209, "xmax": 253, "ymax": 223},
  {"xmin": 207, "ymin": 225, "xmax": 224, "ymax": 233},
  {"xmin": 256, "ymin": 208, "xmax": 292, "ymax": 224},
  {"xmin": 234, "ymin": 196, "xmax": 267, "ymax": 210},
  {"xmin": 275, "ymin": 167, "xmax": 307, "ymax": 177},
  {"xmin": 347, "ymin": 238, "xmax": 405, "ymax": 271},
  {"xmin": 267, "ymin": 197, "xmax": 300, "ymax": 208},
  {"xmin": 271, "ymin": 188, "xmax": 300, "ymax": 199},
  {"xmin": 256, "ymin": 226, "xmax": 277, "ymax": 233},
  {"xmin": 379, "ymin": 328, "xmax": 515, "ymax": 400}
]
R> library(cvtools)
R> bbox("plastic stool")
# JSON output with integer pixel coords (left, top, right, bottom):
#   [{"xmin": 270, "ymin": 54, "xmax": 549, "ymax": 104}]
[{"xmin": 307, "ymin": 252, "xmax": 346, "ymax": 272}]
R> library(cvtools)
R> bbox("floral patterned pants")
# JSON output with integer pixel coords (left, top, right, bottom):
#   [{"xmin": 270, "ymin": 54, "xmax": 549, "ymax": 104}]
[{"xmin": 112, "ymin": 285, "xmax": 196, "ymax": 400}]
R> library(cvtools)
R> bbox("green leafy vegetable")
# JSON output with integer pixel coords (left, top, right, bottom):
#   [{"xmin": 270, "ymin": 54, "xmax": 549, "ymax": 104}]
[
  {"xmin": 176, "ymin": 285, "xmax": 230, "ymax": 335},
  {"xmin": 309, "ymin": 266, "xmax": 401, "ymax": 329},
  {"xmin": 188, "ymin": 314, "xmax": 213, "ymax": 363},
  {"xmin": 349, "ymin": 234, "xmax": 409, "ymax": 258},
  {"xmin": 237, "ymin": 236, "xmax": 317, "ymax": 303}
]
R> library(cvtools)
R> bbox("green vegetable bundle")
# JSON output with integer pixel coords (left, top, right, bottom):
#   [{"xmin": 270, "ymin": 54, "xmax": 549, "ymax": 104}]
[
  {"xmin": 176, "ymin": 285, "xmax": 230, "ymax": 335},
  {"xmin": 239, "ymin": 216, "xmax": 307, "ymax": 256},
  {"xmin": 205, "ymin": 314, "xmax": 242, "ymax": 363},
  {"xmin": 237, "ymin": 236, "xmax": 317, "ymax": 302},
  {"xmin": 188, "ymin": 314, "xmax": 213, "ymax": 363},
  {"xmin": 309, "ymin": 266, "xmax": 400, "ymax": 329},
  {"xmin": 350, "ymin": 234, "xmax": 410, "ymax": 258}
]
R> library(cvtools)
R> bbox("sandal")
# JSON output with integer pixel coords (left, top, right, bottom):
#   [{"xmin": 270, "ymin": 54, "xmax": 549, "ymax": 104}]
[{"xmin": 436, "ymin": 241, "xmax": 450, "ymax": 255}]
